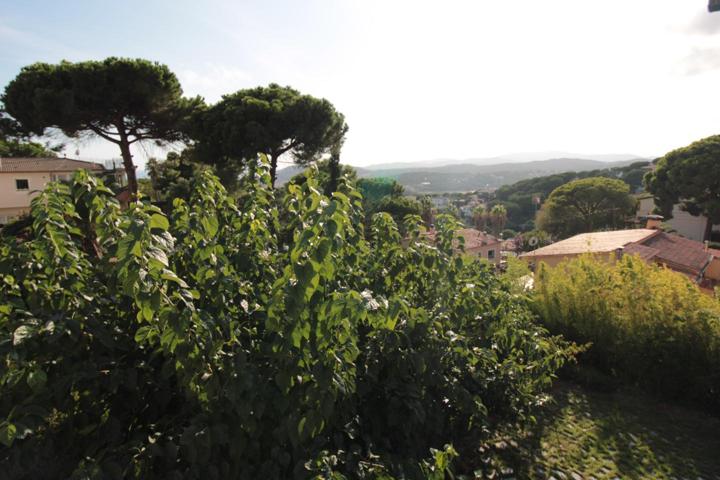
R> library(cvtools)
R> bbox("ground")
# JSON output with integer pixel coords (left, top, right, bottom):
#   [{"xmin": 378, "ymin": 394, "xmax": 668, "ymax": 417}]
[{"xmin": 486, "ymin": 381, "xmax": 720, "ymax": 480}]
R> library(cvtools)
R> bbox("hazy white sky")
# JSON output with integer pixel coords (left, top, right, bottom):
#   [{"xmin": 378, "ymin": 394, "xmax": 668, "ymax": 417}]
[{"xmin": 1, "ymin": 0, "xmax": 720, "ymax": 168}]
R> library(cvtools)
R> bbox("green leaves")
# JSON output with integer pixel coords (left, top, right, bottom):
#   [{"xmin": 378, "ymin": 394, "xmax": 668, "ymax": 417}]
[
  {"xmin": 0, "ymin": 423, "xmax": 17, "ymax": 448},
  {"xmin": 0, "ymin": 167, "xmax": 573, "ymax": 479},
  {"xmin": 27, "ymin": 369, "xmax": 47, "ymax": 392},
  {"xmin": 149, "ymin": 213, "xmax": 169, "ymax": 231}
]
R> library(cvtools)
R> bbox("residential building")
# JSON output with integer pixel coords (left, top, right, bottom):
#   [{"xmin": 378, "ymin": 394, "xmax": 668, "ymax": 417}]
[
  {"xmin": 636, "ymin": 193, "xmax": 719, "ymax": 242},
  {"xmin": 519, "ymin": 221, "xmax": 720, "ymax": 291},
  {"xmin": 421, "ymin": 227, "xmax": 502, "ymax": 264},
  {"xmin": 0, "ymin": 157, "xmax": 107, "ymax": 224}
]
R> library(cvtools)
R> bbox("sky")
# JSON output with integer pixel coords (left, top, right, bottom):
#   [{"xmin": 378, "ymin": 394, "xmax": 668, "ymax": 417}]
[{"xmin": 1, "ymin": 0, "xmax": 720, "ymax": 169}]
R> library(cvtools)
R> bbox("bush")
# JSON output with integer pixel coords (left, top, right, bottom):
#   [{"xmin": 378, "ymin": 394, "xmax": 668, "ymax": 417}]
[
  {"xmin": 0, "ymin": 159, "xmax": 573, "ymax": 479},
  {"xmin": 532, "ymin": 255, "xmax": 720, "ymax": 410}
]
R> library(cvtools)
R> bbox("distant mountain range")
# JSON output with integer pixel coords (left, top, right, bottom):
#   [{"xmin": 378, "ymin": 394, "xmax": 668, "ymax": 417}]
[{"xmin": 276, "ymin": 154, "xmax": 652, "ymax": 193}]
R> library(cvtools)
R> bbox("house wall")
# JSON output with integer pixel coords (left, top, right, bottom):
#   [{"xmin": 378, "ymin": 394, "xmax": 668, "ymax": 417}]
[
  {"xmin": 0, "ymin": 171, "xmax": 79, "ymax": 224},
  {"xmin": 637, "ymin": 197, "xmax": 710, "ymax": 241},
  {"xmin": 465, "ymin": 243, "xmax": 502, "ymax": 264},
  {"xmin": 706, "ymin": 257, "xmax": 720, "ymax": 281}
]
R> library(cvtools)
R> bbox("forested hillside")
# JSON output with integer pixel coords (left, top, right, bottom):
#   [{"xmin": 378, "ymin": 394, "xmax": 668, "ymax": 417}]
[{"xmin": 494, "ymin": 161, "xmax": 651, "ymax": 230}]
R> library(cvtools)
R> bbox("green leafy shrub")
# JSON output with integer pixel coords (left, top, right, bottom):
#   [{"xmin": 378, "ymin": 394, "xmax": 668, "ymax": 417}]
[
  {"xmin": 532, "ymin": 255, "xmax": 720, "ymax": 410},
  {"xmin": 0, "ymin": 159, "xmax": 573, "ymax": 479}
]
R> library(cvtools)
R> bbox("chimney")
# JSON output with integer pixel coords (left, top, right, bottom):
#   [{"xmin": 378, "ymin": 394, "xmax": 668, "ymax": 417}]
[
  {"xmin": 645, "ymin": 214, "xmax": 663, "ymax": 230},
  {"xmin": 705, "ymin": 240, "xmax": 710, "ymax": 252}
]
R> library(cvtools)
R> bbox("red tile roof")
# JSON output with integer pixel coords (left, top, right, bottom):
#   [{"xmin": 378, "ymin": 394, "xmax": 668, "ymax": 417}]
[
  {"xmin": 635, "ymin": 232, "xmax": 713, "ymax": 276},
  {"xmin": 520, "ymin": 228, "xmax": 714, "ymax": 279},
  {"xmin": 0, "ymin": 157, "xmax": 105, "ymax": 173},
  {"xmin": 622, "ymin": 242, "xmax": 660, "ymax": 261},
  {"xmin": 420, "ymin": 228, "xmax": 501, "ymax": 250}
]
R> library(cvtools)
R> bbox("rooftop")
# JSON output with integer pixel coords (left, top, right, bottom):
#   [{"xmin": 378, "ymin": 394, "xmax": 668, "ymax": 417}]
[
  {"xmin": 520, "ymin": 229, "xmax": 657, "ymax": 257},
  {"xmin": 0, "ymin": 157, "xmax": 105, "ymax": 173},
  {"xmin": 420, "ymin": 227, "xmax": 501, "ymax": 250},
  {"xmin": 640, "ymin": 232, "xmax": 713, "ymax": 275}
]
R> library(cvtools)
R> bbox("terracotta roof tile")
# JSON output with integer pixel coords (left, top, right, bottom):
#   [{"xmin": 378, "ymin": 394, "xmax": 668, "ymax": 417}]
[
  {"xmin": 622, "ymin": 242, "xmax": 660, "ymax": 261},
  {"xmin": 639, "ymin": 232, "xmax": 712, "ymax": 275},
  {"xmin": 420, "ymin": 228, "xmax": 501, "ymax": 250},
  {"xmin": 520, "ymin": 229, "xmax": 657, "ymax": 257},
  {"xmin": 0, "ymin": 157, "xmax": 105, "ymax": 173}
]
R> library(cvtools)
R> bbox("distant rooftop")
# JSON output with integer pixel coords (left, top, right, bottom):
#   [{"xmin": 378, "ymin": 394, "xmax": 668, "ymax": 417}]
[
  {"xmin": 0, "ymin": 157, "xmax": 105, "ymax": 173},
  {"xmin": 520, "ymin": 229, "xmax": 657, "ymax": 257},
  {"xmin": 421, "ymin": 227, "xmax": 501, "ymax": 249}
]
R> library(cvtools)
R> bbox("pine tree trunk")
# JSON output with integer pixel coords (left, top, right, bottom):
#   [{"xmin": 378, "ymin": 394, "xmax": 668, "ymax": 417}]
[
  {"xmin": 117, "ymin": 128, "xmax": 138, "ymax": 196},
  {"xmin": 326, "ymin": 153, "xmax": 340, "ymax": 196},
  {"xmin": 269, "ymin": 152, "xmax": 278, "ymax": 189}
]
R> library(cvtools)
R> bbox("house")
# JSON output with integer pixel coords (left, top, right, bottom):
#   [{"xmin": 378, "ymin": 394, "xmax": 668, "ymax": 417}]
[
  {"xmin": 421, "ymin": 227, "xmax": 502, "ymax": 264},
  {"xmin": 0, "ymin": 157, "xmax": 107, "ymax": 225},
  {"xmin": 519, "ymin": 220, "xmax": 720, "ymax": 291},
  {"xmin": 636, "ymin": 193, "xmax": 719, "ymax": 242}
]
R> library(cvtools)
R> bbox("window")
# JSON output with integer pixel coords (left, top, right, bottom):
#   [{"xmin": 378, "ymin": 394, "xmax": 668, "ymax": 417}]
[
  {"xmin": 15, "ymin": 179, "xmax": 29, "ymax": 190},
  {"xmin": 487, "ymin": 249, "xmax": 495, "ymax": 260}
]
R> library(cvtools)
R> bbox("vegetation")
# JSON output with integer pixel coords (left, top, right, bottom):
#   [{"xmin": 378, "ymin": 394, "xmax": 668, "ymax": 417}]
[
  {"xmin": 0, "ymin": 108, "xmax": 58, "ymax": 157},
  {"xmin": 533, "ymin": 255, "xmax": 720, "ymax": 411},
  {"xmin": 492, "ymin": 382, "xmax": 720, "ymax": 480},
  {"xmin": 146, "ymin": 150, "xmax": 211, "ymax": 205},
  {"xmin": 356, "ymin": 177, "xmax": 404, "ymax": 204},
  {"xmin": 2, "ymin": 58, "xmax": 202, "ymax": 195},
  {"xmin": 515, "ymin": 230, "xmax": 552, "ymax": 252},
  {"xmin": 192, "ymin": 83, "xmax": 347, "ymax": 187},
  {"xmin": 645, "ymin": 134, "xmax": 720, "ymax": 224},
  {"xmin": 0, "ymin": 136, "xmax": 57, "ymax": 158},
  {"xmin": 536, "ymin": 177, "xmax": 637, "ymax": 239},
  {"xmin": 0, "ymin": 161, "xmax": 573, "ymax": 479},
  {"xmin": 495, "ymin": 161, "xmax": 650, "ymax": 230}
]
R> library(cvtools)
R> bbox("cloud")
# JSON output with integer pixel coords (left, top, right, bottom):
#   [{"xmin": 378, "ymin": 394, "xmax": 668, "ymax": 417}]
[
  {"xmin": 681, "ymin": 47, "xmax": 720, "ymax": 75},
  {"xmin": 177, "ymin": 64, "xmax": 252, "ymax": 103}
]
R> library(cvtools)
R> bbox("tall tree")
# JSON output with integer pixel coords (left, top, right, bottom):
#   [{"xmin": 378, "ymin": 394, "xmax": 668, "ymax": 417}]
[
  {"xmin": 472, "ymin": 205, "xmax": 487, "ymax": 230},
  {"xmin": 2, "ymin": 58, "xmax": 203, "ymax": 194},
  {"xmin": 192, "ymin": 84, "xmax": 347, "ymax": 187},
  {"xmin": 644, "ymin": 135, "xmax": 720, "ymax": 226},
  {"xmin": 537, "ymin": 177, "xmax": 637, "ymax": 238},
  {"xmin": 489, "ymin": 204, "xmax": 507, "ymax": 235}
]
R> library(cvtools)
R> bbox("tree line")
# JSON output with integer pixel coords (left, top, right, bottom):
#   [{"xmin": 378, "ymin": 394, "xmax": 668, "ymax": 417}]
[{"xmin": 1, "ymin": 58, "xmax": 346, "ymax": 195}]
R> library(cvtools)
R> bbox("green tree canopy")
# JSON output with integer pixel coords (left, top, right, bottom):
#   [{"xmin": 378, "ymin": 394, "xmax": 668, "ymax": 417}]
[
  {"xmin": 287, "ymin": 158, "xmax": 358, "ymax": 196},
  {"xmin": 356, "ymin": 177, "xmax": 404, "ymax": 204},
  {"xmin": 146, "ymin": 150, "xmax": 211, "ymax": 206},
  {"xmin": 644, "ymin": 135, "xmax": 720, "ymax": 224},
  {"xmin": 537, "ymin": 177, "xmax": 637, "ymax": 238},
  {"xmin": 2, "ymin": 58, "xmax": 203, "ymax": 194},
  {"xmin": 0, "ymin": 107, "xmax": 58, "ymax": 157},
  {"xmin": 192, "ymin": 83, "xmax": 347, "ymax": 187}
]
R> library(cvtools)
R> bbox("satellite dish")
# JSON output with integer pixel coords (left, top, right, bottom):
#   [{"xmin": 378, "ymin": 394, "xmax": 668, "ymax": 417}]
[{"xmin": 528, "ymin": 236, "xmax": 539, "ymax": 247}]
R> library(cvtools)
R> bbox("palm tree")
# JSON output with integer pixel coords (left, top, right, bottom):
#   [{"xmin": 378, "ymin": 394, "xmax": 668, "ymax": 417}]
[
  {"xmin": 490, "ymin": 204, "xmax": 507, "ymax": 235},
  {"xmin": 472, "ymin": 205, "xmax": 487, "ymax": 230}
]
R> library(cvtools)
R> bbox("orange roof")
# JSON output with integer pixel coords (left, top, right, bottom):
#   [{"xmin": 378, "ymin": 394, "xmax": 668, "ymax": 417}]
[
  {"xmin": 638, "ymin": 232, "xmax": 713, "ymax": 276},
  {"xmin": 0, "ymin": 157, "xmax": 105, "ymax": 173},
  {"xmin": 420, "ymin": 228, "xmax": 501, "ymax": 250},
  {"xmin": 520, "ymin": 229, "xmax": 657, "ymax": 258}
]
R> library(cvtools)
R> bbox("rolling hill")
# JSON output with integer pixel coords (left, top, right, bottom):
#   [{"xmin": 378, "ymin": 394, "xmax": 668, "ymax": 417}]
[{"xmin": 276, "ymin": 156, "xmax": 651, "ymax": 193}]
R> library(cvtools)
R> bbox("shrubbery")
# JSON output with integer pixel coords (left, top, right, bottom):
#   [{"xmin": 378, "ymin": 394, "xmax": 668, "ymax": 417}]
[
  {"xmin": 532, "ymin": 255, "xmax": 720, "ymax": 410},
  {"xmin": 0, "ymin": 159, "xmax": 573, "ymax": 479}
]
